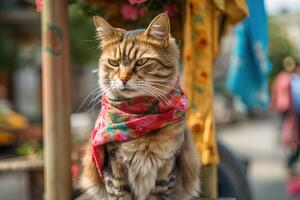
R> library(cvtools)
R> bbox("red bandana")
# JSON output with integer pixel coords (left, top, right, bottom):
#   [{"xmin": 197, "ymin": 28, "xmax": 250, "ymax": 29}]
[{"xmin": 91, "ymin": 82, "xmax": 187, "ymax": 176}]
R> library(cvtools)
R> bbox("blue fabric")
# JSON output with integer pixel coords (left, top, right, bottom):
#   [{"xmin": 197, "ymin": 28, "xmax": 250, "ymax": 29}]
[
  {"xmin": 226, "ymin": 0, "xmax": 272, "ymax": 109},
  {"xmin": 291, "ymin": 74, "xmax": 300, "ymax": 114}
]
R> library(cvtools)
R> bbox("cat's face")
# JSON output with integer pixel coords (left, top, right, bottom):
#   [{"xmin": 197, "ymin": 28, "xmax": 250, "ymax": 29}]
[{"xmin": 94, "ymin": 13, "xmax": 180, "ymax": 100}]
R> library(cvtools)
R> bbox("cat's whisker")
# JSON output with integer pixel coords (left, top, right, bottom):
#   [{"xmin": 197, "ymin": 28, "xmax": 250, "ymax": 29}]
[
  {"xmin": 148, "ymin": 87, "xmax": 175, "ymax": 105},
  {"xmin": 138, "ymin": 85, "xmax": 169, "ymax": 105},
  {"xmin": 135, "ymin": 80, "xmax": 174, "ymax": 90},
  {"xmin": 136, "ymin": 82, "xmax": 171, "ymax": 104},
  {"xmin": 142, "ymin": 81, "xmax": 177, "ymax": 94},
  {"xmin": 135, "ymin": 82, "xmax": 164, "ymax": 95},
  {"xmin": 151, "ymin": 91, "xmax": 169, "ymax": 104},
  {"xmin": 87, "ymin": 87, "xmax": 110, "ymax": 114},
  {"xmin": 88, "ymin": 85, "xmax": 111, "ymax": 106},
  {"xmin": 136, "ymin": 84, "xmax": 167, "ymax": 103},
  {"xmin": 149, "ymin": 82, "xmax": 177, "ymax": 90},
  {"xmin": 144, "ymin": 86, "xmax": 169, "ymax": 103},
  {"xmin": 83, "ymin": 85, "xmax": 112, "ymax": 115},
  {"xmin": 87, "ymin": 100, "xmax": 98, "ymax": 114},
  {"xmin": 75, "ymin": 87, "xmax": 101, "ymax": 112},
  {"xmin": 144, "ymin": 83, "xmax": 169, "ymax": 95},
  {"xmin": 145, "ymin": 82, "xmax": 179, "ymax": 101},
  {"xmin": 88, "ymin": 92, "xmax": 104, "ymax": 106},
  {"xmin": 137, "ymin": 85, "xmax": 167, "ymax": 104}
]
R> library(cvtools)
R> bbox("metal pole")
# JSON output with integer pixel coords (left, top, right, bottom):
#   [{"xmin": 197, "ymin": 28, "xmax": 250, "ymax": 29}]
[{"xmin": 42, "ymin": 0, "xmax": 71, "ymax": 199}]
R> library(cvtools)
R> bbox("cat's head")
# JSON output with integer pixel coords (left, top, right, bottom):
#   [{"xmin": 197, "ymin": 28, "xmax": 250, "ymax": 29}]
[{"xmin": 94, "ymin": 13, "xmax": 180, "ymax": 100}]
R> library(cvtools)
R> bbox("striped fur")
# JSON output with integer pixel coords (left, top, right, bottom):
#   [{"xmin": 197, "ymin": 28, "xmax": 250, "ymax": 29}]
[{"xmin": 79, "ymin": 13, "xmax": 200, "ymax": 200}]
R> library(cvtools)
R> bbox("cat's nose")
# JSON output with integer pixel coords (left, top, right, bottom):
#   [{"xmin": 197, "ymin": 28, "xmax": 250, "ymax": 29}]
[
  {"xmin": 121, "ymin": 79, "xmax": 127, "ymax": 85},
  {"xmin": 119, "ymin": 77, "xmax": 128, "ymax": 85},
  {"xmin": 119, "ymin": 68, "xmax": 132, "ymax": 86}
]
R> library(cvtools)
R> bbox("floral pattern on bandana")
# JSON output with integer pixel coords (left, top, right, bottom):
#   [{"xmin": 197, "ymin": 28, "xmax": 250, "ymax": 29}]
[{"xmin": 92, "ymin": 82, "xmax": 187, "ymax": 176}]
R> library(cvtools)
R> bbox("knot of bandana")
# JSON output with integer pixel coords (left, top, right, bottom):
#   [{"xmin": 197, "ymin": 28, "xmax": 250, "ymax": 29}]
[{"xmin": 92, "ymin": 81, "xmax": 187, "ymax": 176}]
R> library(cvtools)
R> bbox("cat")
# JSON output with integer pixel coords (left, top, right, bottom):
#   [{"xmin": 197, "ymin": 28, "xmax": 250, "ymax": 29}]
[{"xmin": 78, "ymin": 13, "xmax": 200, "ymax": 200}]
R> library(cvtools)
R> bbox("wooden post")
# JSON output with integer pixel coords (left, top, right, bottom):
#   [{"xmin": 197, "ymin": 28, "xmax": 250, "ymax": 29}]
[
  {"xmin": 42, "ymin": 0, "xmax": 71, "ymax": 200},
  {"xmin": 200, "ymin": 165, "xmax": 218, "ymax": 198}
]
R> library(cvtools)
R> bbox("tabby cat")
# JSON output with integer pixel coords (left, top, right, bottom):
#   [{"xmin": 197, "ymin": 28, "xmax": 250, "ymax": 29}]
[{"xmin": 79, "ymin": 13, "xmax": 200, "ymax": 200}]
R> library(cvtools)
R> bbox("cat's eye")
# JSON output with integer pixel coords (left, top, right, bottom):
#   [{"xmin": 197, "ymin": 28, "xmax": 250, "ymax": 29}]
[
  {"xmin": 136, "ymin": 58, "xmax": 149, "ymax": 66},
  {"xmin": 108, "ymin": 59, "xmax": 119, "ymax": 67}
]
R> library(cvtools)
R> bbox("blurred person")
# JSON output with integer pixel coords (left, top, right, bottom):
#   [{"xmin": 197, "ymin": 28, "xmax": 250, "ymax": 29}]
[
  {"xmin": 272, "ymin": 57, "xmax": 295, "ymax": 116},
  {"xmin": 272, "ymin": 57, "xmax": 300, "ymax": 196},
  {"xmin": 272, "ymin": 57, "xmax": 299, "ymax": 168}
]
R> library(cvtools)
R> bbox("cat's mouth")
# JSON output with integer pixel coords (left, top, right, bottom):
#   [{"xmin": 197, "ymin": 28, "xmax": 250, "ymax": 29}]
[
  {"xmin": 120, "ymin": 87, "xmax": 135, "ymax": 91},
  {"xmin": 110, "ymin": 87, "xmax": 142, "ymax": 100},
  {"xmin": 117, "ymin": 84, "xmax": 137, "ymax": 91},
  {"xmin": 114, "ymin": 84, "xmax": 136, "ymax": 92}
]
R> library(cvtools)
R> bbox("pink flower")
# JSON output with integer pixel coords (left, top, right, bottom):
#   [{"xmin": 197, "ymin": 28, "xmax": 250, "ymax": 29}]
[
  {"xmin": 129, "ymin": 0, "xmax": 148, "ymax": 5},
  {"xmin": 121, "ymin": 4, "xmax": 139, "ymax": 20},
  {"xmin": 164, "ymin": 4, "xmax": 178, "ymax": 17},
  {"xmin": 139, "ymin": 7, "xmax": 148, "ymax": 17},
  {"xmin": 35, "ymin": 0, "xmax": 42, "ymax": 12}
]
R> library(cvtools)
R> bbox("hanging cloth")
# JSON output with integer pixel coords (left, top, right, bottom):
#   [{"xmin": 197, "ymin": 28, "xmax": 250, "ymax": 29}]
[
  {"xmin": 183, "ymin": 0, "xmax": 248, "ymax": 165},
  {"xmin": 226, "ymin": 0, "xmax": 272, "ymax": 109}
]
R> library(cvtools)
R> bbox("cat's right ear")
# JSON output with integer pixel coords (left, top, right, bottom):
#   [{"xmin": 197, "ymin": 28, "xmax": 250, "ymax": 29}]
[
  {"xmin": 93, "ymin": 16, "xmax": 115, "ymax": 41},
  {"xmin": 93, "ymin": 16, "xmax": 118, "ymax": 41}
]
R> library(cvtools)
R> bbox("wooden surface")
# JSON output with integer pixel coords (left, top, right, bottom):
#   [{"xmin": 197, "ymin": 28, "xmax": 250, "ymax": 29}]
[
  {"xmin": 42, "ymin": 0, "xmax": 72, "ymax": 199},
  {"xmin": 0, "ymin": 157, "xmax": 44, "ymax": 200},
  {"xmin": 0, "ymin": 157, "xmax": 43, "ymax": 172}
]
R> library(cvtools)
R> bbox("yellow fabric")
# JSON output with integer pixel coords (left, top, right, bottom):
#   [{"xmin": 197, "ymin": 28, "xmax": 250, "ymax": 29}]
[{"xmin": 183, "ymin": 0, "xmax": 248, "ymax": 165}]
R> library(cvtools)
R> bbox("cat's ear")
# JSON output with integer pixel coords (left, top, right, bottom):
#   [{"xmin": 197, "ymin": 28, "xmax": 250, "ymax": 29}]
[
  {"xmin": 145, "ymin": 13, "xmax": 170, "ymax": 48},
  {"xmin": 93, "ymin": 16, "xmax": 120, "ymax": 41}
]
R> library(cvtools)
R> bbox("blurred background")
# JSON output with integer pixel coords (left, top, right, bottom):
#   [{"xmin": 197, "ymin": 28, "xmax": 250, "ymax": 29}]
[{"xmin": 0, "ymin": 0, "xmax": 300, "ymax": 200}]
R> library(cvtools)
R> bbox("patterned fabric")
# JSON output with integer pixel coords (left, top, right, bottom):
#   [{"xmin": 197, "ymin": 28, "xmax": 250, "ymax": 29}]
[
  {"xmin": 183, "ymin": 0, "xmax": 248, "ymax": 165},
  {"xmin": 92, "ymin": 82, "xmax": 187, "ymax": 176},
  {"xmin": 272, "ymin": 72, "xmax": 300, "ymax": 147}
]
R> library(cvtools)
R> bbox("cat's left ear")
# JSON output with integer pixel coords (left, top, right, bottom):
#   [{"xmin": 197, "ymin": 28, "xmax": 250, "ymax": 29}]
[{"xmin": 144, "ymin": 13, "xmax": 170, "ymax": 48}]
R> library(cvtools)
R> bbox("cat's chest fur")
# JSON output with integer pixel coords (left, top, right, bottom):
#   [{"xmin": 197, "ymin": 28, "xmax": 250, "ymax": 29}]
[{"xmin": 104, "ymin": 122, "xmax": 185, "ymax": 199}]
